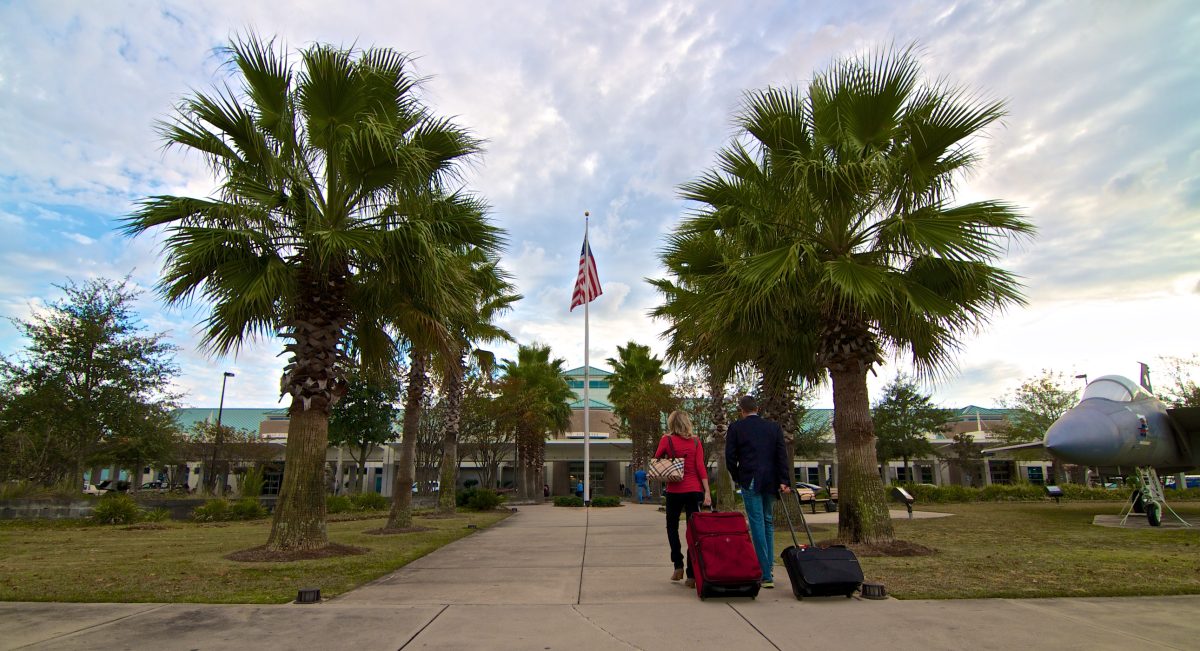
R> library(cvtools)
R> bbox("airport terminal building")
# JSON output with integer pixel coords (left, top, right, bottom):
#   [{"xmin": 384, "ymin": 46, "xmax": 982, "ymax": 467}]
[{"xmin": 147, "ymin": 365, "xmax": 1052, "ymax": 497}]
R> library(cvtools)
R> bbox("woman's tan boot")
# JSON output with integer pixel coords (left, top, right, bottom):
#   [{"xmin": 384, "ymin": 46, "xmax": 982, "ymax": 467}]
[{"xmin": 670, "ymin": 568, "xmax": 685, "ymax": 581}]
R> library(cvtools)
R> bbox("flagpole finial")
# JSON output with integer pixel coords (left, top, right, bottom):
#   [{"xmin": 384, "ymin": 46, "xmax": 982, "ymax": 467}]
[{"xmin": 584, "ymin": 211, "xmax": 589, "ymax": 217}]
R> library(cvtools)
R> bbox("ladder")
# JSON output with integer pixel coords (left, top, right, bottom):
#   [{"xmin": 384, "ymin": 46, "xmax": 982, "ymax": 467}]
[{"xmin": 1120, "ymin": 467, "xmax": 1192, "ymax": 527}]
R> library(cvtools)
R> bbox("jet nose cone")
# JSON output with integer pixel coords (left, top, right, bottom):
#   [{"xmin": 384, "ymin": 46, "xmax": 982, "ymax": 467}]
[{"xmin": 1044, "ymin": 406, "xmax": 1121, "ymax": 465}]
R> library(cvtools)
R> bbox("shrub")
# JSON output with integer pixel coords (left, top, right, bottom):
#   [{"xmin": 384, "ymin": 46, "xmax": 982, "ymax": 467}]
[
  {"xmin": 191, "ymin": 498, "xmax": 231, "ymax": 522},
  {"xmin": 239, "ymin": 466, "xmax": 265, "ymax": 498},
  {"xmin": 465, "ymin": 488, "xmax": 503, "ymax": 511},
  {"xmin": 350, "ymin": 492, "xmax": 389, "ymax": 511},
  {"xmin": 456, "ymin": 488, "xmax": 480, "ymax": 507},
  {"xmin": 326, "ymin": 495, "xmax": 354, "ymax": 514},
  {"xmin": 92, "ymin": 494, "xmax": 142, "ymax": 524},
  {"xmin": 554, "ymin": 496, "xmax": 585, "ymax": 507},
  {"xmin": 142, "ymin": 508, "xmax": 170, "ymax": 522},
  {"xmin": 591, "ymin": 495, "xmax": 621, "ymax": 507},
  {"xmin": 230, "ymin": 498, "xmax": 268, "ymax": 520}
]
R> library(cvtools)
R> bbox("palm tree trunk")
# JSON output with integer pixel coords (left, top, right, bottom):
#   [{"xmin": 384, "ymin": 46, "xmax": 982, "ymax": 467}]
[
  {"xmin": 388, "ymin": 352, "xmax": 427, "ymax": 529},
  {"xmin": 266, "ymin": 407, "xmax": 329, "ymax": 551},
  {"xmin": 830, "ymin": 367, "xmax": 895, "ymax": 545},
  {"xmin": 707, "ymin": 366, "xmax": 736, "ymax": 511},
  {"xmin": 437, "ymin": 352, "xmax": 466, "ymax": 514}
]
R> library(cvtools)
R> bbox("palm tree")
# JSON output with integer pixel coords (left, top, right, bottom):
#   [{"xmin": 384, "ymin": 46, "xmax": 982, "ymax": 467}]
[
  {"xmin": 671, "ymin": 46, "xmax": 1033, "ymax": 544},
  {"xmin": 606, "ymin": 342, "xmax": 675, "ymax": 471},
  {"xmin": 125, "ymin": 35, "xmax": 501, "ymax": 551},
  {"xmin": 436, "ymin": 255, "xmax": 520, "ymax": 514},
  {"xmin": 497, "ymin": 344, "xmax": 573, "ymax": 501}
]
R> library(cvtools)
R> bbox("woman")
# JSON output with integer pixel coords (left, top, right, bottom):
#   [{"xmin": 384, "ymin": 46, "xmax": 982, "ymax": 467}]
[{"xmin": 654, "ymin": 410, "xmax": 711, "ymax": 587}]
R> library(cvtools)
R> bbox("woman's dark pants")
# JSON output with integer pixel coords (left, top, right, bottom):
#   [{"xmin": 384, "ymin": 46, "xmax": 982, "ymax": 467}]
[{"xmin": 665, "ymin": 491, "xmax": 703, "ymax": 577}]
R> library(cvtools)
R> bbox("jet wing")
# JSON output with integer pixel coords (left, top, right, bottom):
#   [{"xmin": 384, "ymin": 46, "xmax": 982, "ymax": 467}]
[
  {"xmin": 1167, "ymin": 407, "xmax": 1200, "ymax": 459},
  {"xmin": 982, "ymin": 441, "xmax": 1045, "ymax": 456},
  {"xmin": 1166, "ymin": 407, "xmax": 1200, "ymax": 436}
]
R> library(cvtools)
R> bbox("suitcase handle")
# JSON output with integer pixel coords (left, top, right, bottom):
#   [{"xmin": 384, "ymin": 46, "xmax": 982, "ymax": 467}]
[{"xmin": 779, "ymin": 489, "xmax": 817, "ymax": 548}]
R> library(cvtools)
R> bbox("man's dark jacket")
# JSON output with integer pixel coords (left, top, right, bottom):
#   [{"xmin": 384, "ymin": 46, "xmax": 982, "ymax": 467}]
[{"xmin": 725, "ymin": 414, "xmax": 790, "ymax": 493}]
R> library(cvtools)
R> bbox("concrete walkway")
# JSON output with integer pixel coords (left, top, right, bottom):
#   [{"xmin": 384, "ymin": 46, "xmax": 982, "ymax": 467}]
[{"xmin": 3, "ymin": 503, "xmax": 1198, "ymax": 650}]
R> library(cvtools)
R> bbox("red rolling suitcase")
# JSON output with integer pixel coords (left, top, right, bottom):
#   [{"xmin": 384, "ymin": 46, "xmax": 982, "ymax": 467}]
[
  {"xmin": 779, "ymin": 490, "xmax": 863, "ymax": 599},
  {"xmin": 686, "ymin": 508, "xmax": 761, "ymax": 600}
]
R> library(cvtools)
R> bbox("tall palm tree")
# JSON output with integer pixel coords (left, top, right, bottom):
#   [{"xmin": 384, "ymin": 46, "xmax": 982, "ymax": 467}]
[
  {"xmin": 436, "ymin": 256, "xmax": 520, "ymax": 514},
  {"xmin": 606, "ymin": 342, "xmax": 675, "ymax": 470},
  {"xmin": 497, "ymin": 344, "xmax": 572, "ymax": 501},
  {"xmin": 125, "ymin": 35, "xmax": 501, "ymax": 551},
  {"xmin": 672, "ymin": 46, "xmax": 1033, "ymax": 544}
]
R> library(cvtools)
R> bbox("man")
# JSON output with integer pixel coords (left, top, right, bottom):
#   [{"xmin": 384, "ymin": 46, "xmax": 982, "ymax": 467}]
[
  {"xmin": 725, "ymin": 395, "xmax": 790, "ymax": 588},
  {"xmin": 633, "ymin": 465, "xmax": 649, "ymax": 504}
]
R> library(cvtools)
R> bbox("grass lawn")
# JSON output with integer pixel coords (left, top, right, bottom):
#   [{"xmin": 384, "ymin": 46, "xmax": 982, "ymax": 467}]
[
  {"xmin": 775, "ymin": 501, "xmax": 1200, "ymax": 599},
  {"xmin": 0, "ymin": 510, "xmax": 509, "ymax": 604}
]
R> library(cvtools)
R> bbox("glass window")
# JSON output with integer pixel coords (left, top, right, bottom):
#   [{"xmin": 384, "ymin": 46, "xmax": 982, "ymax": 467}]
[
  {"xmin": 1027, "ymin": 466, "xmax": 1044, "ymax": 485},
  {"xmin": 1081, "ymin": 378, "xmax": 1134, "ymax": 402}
]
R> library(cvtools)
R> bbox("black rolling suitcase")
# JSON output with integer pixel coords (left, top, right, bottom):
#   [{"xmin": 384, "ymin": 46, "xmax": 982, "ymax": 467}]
[{"xmin": 779, "ymin": 490, "xmax": 863, "ymax": 599}]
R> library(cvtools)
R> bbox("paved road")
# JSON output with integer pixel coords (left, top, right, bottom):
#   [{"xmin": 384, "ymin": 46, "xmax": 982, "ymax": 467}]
[{"xmin": 3, "ymin": 504, "xmax": 1198, "ymax": 650}]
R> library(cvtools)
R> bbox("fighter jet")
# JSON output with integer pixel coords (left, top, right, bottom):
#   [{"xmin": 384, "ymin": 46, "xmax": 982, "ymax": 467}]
[{"xmin": 988, "ymin": 373, "xmax": 1200, "ymax": 526}]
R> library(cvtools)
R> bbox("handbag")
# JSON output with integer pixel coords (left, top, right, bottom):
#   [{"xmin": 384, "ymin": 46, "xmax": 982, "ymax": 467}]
[{"xmin": 647, "ymin": 436, "xmax": 691, "ymax": 483}]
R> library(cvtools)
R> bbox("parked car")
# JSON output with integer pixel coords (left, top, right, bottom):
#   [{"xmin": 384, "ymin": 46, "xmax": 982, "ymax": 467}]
[
  {"xmin": 140, "ymin": 481, "xmax": 169, "ymax": 492},
  {"xmin": 95, "ymin": 480, "xmax": 130, "ymax": 492},
  {"xmin": 82, "ymin": 483, "xmax": 106, "ymax": 495}
]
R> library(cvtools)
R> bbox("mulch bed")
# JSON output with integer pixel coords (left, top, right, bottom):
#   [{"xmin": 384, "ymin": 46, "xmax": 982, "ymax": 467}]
[
  {"xmin": 362, "ymin": 526, "xmax": 432, "ymax": 535},
  {"xmin": 121, "ymin": 523, "xmax": 168, "ymax": 531},
  {"xmin": 225, "ymin": 543, "xmax": 370, "ymax": 562}
]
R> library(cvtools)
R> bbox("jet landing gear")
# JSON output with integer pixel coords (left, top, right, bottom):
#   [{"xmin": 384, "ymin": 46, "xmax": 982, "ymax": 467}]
[{"xmin": 1119, "ymin": 467, "xmax": 1191, "ymax": 528}]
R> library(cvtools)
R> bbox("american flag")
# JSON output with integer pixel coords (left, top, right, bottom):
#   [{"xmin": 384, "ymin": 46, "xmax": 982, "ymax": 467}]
[{"xmin": 570, "ymin": 236, "xmax": 602, "ymax": 311}]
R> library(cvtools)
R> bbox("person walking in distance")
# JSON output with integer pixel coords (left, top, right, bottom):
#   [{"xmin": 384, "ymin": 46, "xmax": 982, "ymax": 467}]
[
  {"xmin": 633, "ymin": 464, "xmax": 649, "ymax": 504},
  {"xmin": 725, "ymin": 395, "xmax": 790, "ymax": 588},
  {"xmin": 655, "ymin": 410, "xmax": 711, "ymax": 587}
]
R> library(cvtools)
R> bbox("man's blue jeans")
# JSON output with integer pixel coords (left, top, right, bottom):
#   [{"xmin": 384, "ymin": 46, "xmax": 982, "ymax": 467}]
[
  {"xmin": 636, "ymin": 483, "xmax": 649, "ymax": 504},
  {"xmin": 741, "ymin": 486, "xmax": 777, "ymax": 581}
]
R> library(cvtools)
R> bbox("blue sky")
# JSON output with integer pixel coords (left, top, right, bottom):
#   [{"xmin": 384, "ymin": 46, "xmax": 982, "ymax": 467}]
[{"xmin": 1, "ymin": 1, "xmax": 1197, "ymax": 409}]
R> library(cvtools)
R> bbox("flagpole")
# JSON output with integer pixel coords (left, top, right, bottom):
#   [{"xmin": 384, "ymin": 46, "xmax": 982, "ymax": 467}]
[{"xmin": 583, "ymin": 211, "xmax": 591, "ymax": 507}]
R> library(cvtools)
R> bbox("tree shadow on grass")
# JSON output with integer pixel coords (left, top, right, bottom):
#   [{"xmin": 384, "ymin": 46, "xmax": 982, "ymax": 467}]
[{"xmin": 225, "ymin": 543, "xmax": 370, "ymax": 562}]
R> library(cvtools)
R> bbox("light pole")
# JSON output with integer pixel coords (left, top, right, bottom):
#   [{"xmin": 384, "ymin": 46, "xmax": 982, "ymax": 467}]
[
  {"xmin": 214, "ymin": 371, "xmax": 235, "ymax": 496},
  {"xmin": 1074, "ymin": 373, "xmax": 1088, "ymax": 387},
  {"xmin": 216, "ymin": 371, "xmax": 235, "ymax": 429}
]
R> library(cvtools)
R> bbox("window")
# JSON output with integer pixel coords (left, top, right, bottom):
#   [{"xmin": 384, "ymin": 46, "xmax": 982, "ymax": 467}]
[
  {"xmin": 1027, "ymin": 466, "xmax": 1045, "ymax": 485},
  {"xmin": 920, "ymin": 466, "xmax": 934, "ymax": 484}
]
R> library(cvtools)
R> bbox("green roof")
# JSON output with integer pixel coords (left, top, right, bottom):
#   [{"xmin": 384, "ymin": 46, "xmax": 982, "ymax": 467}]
[
  {"xmin": 569, "ymin": 398, "xmax": 613, "ymax": 410},
  {"xmin": 172, "ymin": 408, "xmax": 287, "ymax": 435},
  {"xmin": 953, "ymin": 406, "xmax": 1012, "ymax": 419},
  {"xmin": 562, "ymin": 365, "xmax": 612, "ymax": 378}
]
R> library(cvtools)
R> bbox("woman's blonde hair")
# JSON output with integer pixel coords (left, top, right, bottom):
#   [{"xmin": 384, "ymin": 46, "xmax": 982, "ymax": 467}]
[{"xmin": 667, "ymin": 410, "xmax": 693, "ymax": 437}]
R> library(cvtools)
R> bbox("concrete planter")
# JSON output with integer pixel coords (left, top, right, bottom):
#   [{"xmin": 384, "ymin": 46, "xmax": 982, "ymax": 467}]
[{"xmin": 0, "ymin": 498, "xmax": 96, "ymax": 520}]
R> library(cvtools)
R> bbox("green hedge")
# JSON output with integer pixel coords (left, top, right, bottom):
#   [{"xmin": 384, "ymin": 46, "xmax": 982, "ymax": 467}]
[
  {"xmin": 350, "ymin": 492, "xmax": 389, "ymax": 511},
  {"xmin": 896, "ymin": 483, "xmax": 1200, "ymax": 503},
  {"xmin": 464, "ymin": 488, "xmax": 504, "ymax": 511},
  {"xmin": 591, "ymin": 495, "xmax": 621, "ymax": 507},
  {"xmin": 192, "ymin": 498, "xmax": 268, "ymax": 521},
  {"xmin": 326, "ymin": 495, "xmax": 354, "ymax": 514},
  {"xmin": 554, "ymin": 496, "xmax": 585, "ymax": 507}
]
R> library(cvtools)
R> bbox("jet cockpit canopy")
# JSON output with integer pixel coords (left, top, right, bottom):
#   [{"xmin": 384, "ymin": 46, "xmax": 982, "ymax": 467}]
[{"xmin": 1080, "ymin": 375, "xmax": 1151, "ymax": 403}]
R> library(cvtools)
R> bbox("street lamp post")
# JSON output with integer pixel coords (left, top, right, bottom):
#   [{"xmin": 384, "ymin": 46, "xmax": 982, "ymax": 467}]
[
  {"xmin": 213, "ymin": 371, "xmax": 235, "ymax": 496},
  {"xmin": 1074, "ymin": 374, "xmax": 1088, "ymax": 386},
  {"xmin": 216, "ymin": 371, "xmax": 236, "ymax": 429}
]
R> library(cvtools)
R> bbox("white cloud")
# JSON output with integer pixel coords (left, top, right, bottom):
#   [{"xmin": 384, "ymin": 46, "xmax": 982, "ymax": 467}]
[{"xmin": 0, "ymin": 0, "xmax": 1197, "ymax": 410}]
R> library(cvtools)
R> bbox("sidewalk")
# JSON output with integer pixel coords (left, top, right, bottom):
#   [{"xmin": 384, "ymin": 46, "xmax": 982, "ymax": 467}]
[{"xmin": 3, "ymin": 503, "xmax": 1198, "ymax": 650}]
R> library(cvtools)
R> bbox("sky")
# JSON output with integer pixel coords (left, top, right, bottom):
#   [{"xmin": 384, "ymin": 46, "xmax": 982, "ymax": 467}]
[{"xmin": 0, "ymin": 1, "xmax": 1197, "ymax": 410}]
